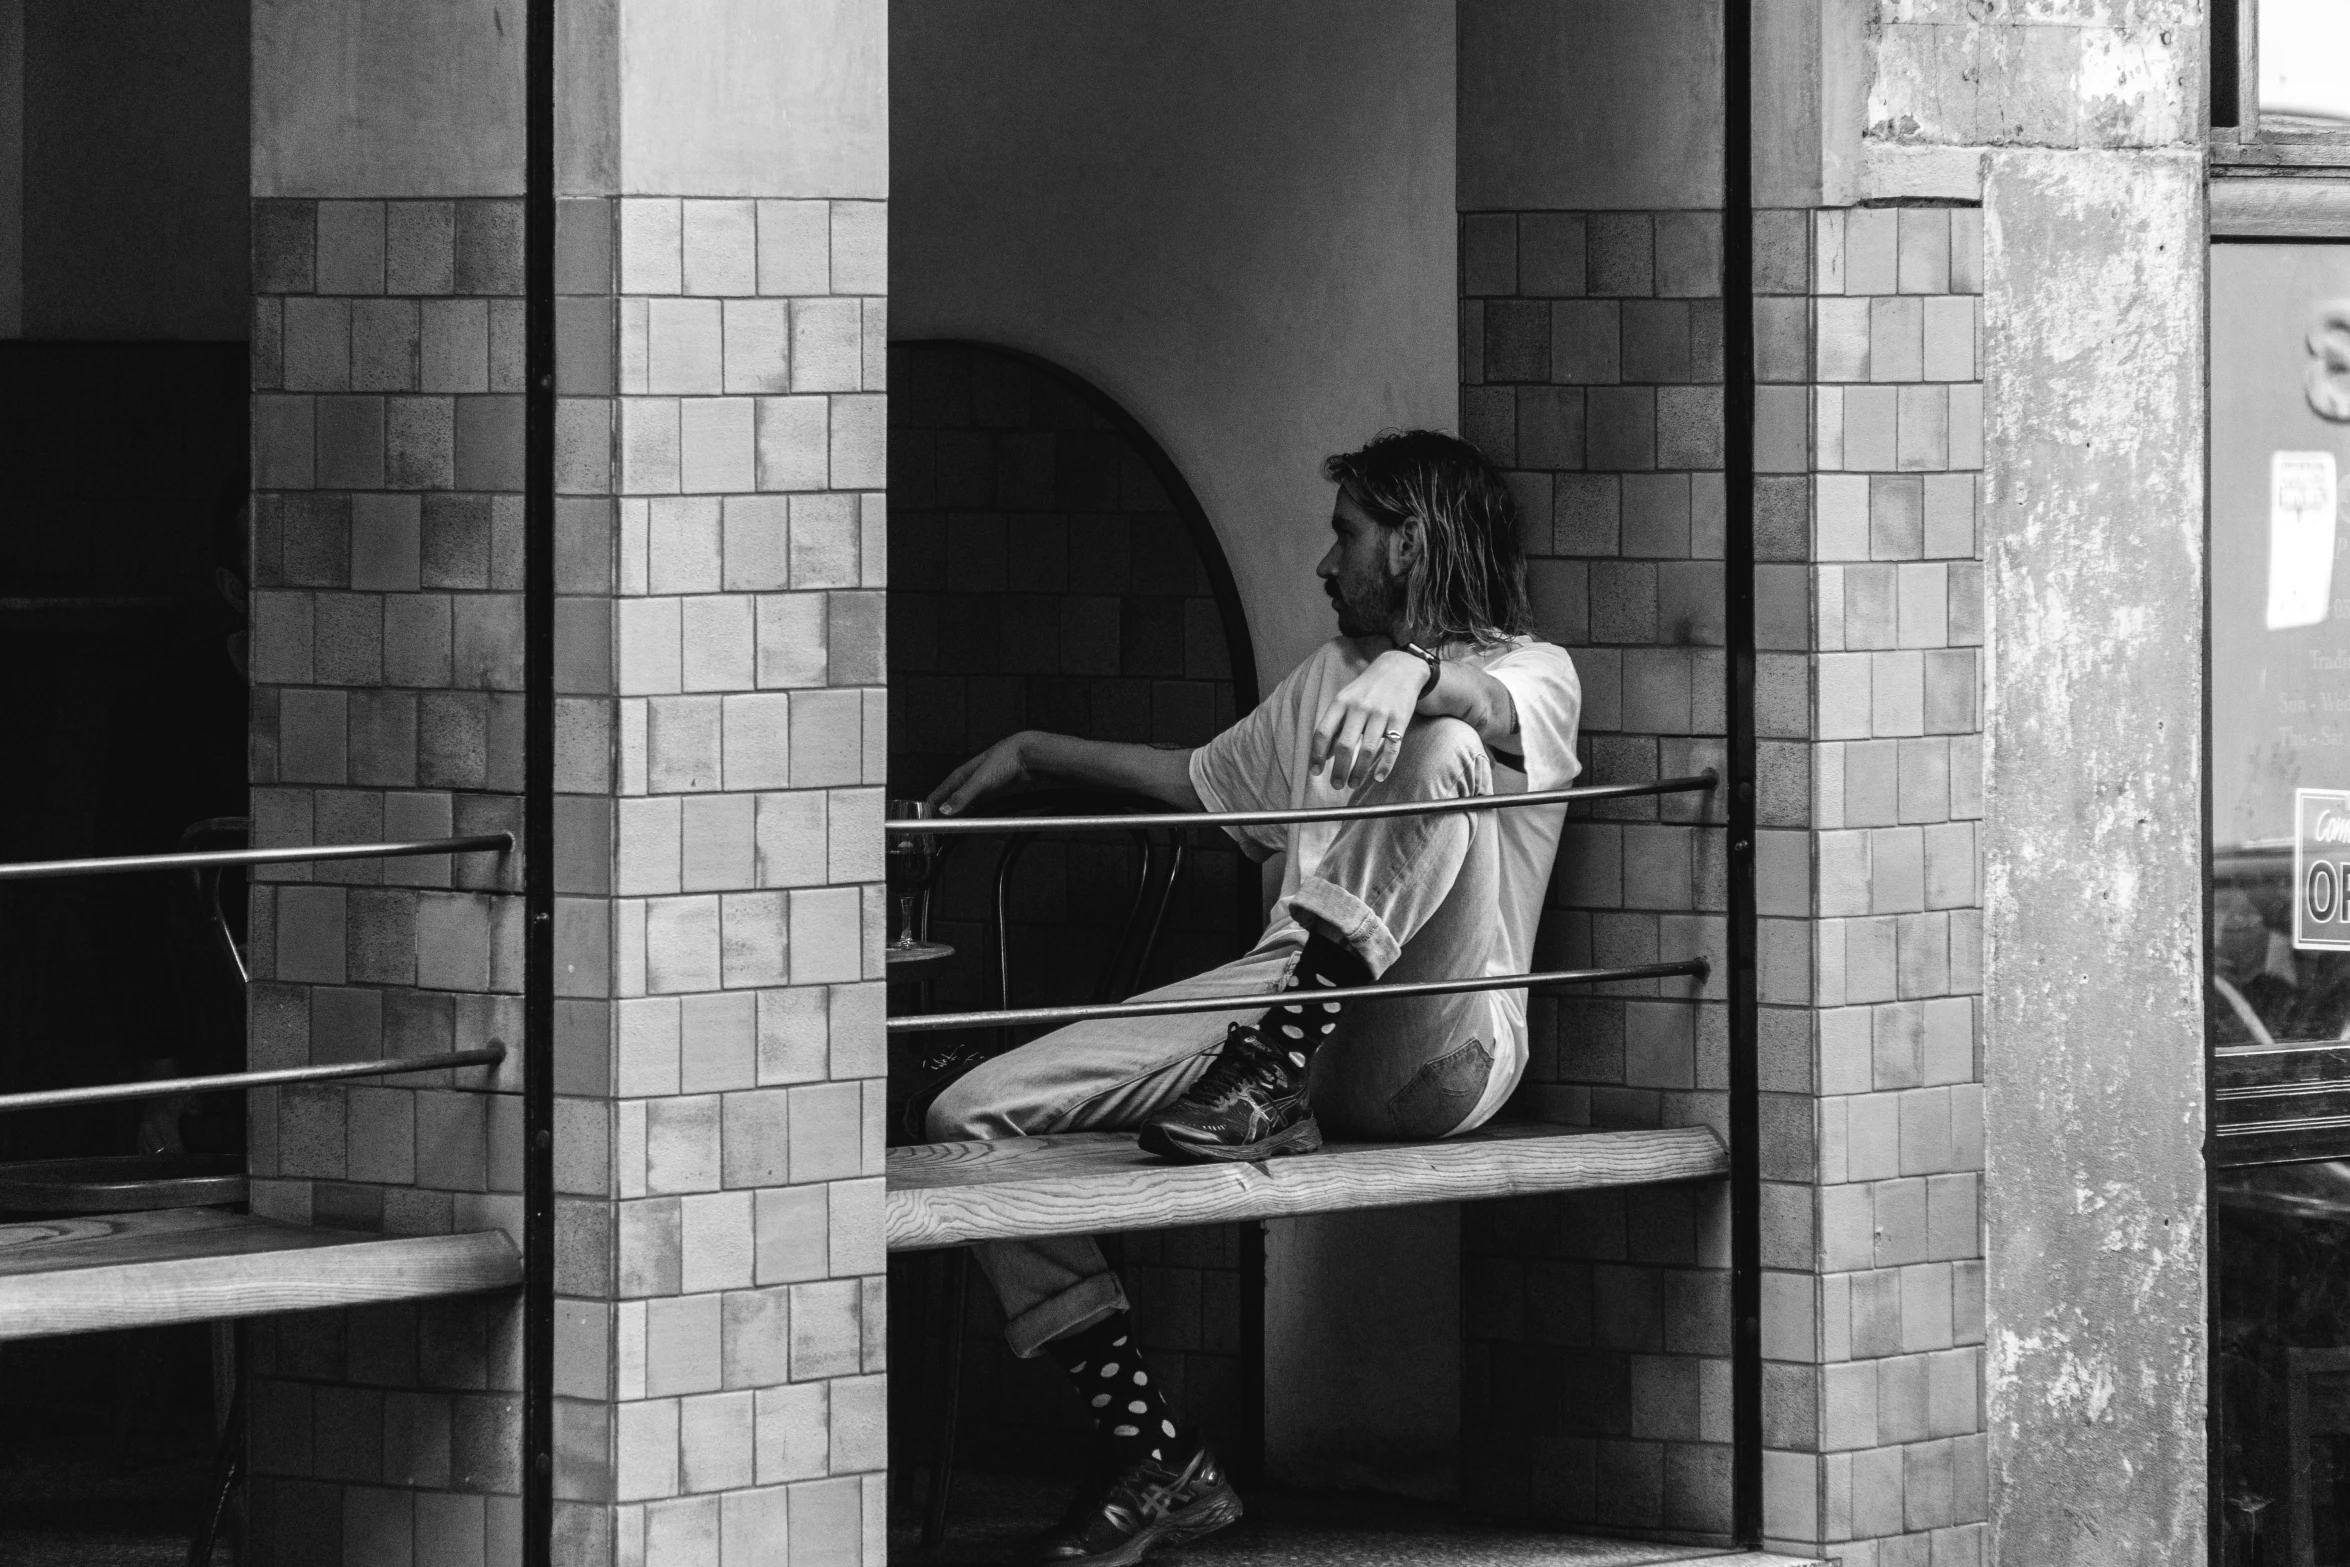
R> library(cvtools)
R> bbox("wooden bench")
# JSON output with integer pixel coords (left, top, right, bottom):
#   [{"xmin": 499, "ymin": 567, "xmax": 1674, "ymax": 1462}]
[
  {"xmin": 886, "ymin": 1122, "xmax": 1727, "ymax": 1251},
  {"xmin": 0, "ymin": 1207, "xmax": 523, "ymax": 1341}
]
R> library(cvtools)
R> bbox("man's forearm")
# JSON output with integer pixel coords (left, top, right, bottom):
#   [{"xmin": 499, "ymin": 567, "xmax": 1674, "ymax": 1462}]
[
  {"xmin": 1417, "ymin": 660, "xmax": 1517, "ymax": 747},
  {"xmin": 1019, "ymin": 732, "xmax": 1204, "ymax": 810}
]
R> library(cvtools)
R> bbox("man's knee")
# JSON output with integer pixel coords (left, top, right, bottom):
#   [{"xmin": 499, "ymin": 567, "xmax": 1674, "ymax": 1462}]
[
  {"xmin": 923, "ymin": 1071, "xmax": 993, "ymax": 1143},
  {"xmin": 1388, "ymin": 715, "xmax": 1489, "ymax": 797}
]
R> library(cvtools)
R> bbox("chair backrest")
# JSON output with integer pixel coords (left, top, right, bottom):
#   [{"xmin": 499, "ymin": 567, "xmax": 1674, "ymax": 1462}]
[
  {"xmin": 975, "ymin": 789, "xmax": 1195, "ymax": 1028},
  {"xmin": 172, "ymin": 816, "xmax": 250, "ymax": 991}
]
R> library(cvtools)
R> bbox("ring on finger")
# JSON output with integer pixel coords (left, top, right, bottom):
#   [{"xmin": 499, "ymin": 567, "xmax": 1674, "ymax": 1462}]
[{"xmin": 1382, "ymin": 728, "xmax": 1403, "ymax": 743}]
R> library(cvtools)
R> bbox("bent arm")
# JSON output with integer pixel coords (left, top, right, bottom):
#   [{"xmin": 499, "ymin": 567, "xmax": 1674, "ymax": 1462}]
[
  {"xmin": 927, "ymin": 730, "xmax": 1202, "ymax": 817},
  {"xmin": 1416, "ymin": 657, "xmax": 1518, "ymax": 748}
]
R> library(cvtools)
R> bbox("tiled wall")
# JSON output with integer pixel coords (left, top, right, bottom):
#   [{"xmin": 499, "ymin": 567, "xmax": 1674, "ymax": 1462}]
[
  {"xmin": 1751, "ymin": 205, "xmax": 1988, "ymax": 1567},
  {"xmin": 1456, "ymin": 209, "xmax": 1734, "ymax": 1539},
  {"xmin": 244, "ymin": 190, "xmax": 893, "ymax": 1565},
  {"xmin": 245, "ymin": 195, "xmax": 533, "ymax": 1562}
]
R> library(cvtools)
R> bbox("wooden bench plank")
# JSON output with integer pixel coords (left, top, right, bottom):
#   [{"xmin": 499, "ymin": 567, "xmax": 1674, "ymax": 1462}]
[
  {"xmin": 886, "ymin": 1124, "xmax": 1727, "ymax": 1251},
  {"xmin": 0, "ymin": 1209, "xmax": 523, "ymax": 1341}
]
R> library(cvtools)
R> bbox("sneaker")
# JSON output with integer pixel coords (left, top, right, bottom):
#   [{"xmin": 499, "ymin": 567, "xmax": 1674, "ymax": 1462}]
[
  {"xmin": 1136, "ymin": 1024, "xmax": 1323, "ymax": 1163},
  {"xmin": 1017, "ymin": 1443, "xmax": 1243, "ymax": 1566}
]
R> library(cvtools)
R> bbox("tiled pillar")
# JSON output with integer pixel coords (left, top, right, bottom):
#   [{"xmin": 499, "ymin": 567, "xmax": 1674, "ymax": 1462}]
[
  {"xmin": 1457, "ymin": 207, "xmax": 1735, "ymax": 1537},
  {"xmin": 245, "ymin": 8, "xmax": 890, "ymax": 1564},
  {"xmin": 1751, "ymin": 204, "xmax": 1989, "ymax": 1567},
  {"xmin": 245, "ymin": 191, "xmax": 535, "ymax": 1564},
  {"xmin": 544, "ymin": 189, "xmax": 891, "ymax": 1566}
]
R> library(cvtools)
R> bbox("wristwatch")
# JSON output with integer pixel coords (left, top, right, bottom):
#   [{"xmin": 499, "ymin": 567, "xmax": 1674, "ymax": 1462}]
[{"xmin": 1401, "ymin": 641, "xmax": 1443, "ymax": 699}]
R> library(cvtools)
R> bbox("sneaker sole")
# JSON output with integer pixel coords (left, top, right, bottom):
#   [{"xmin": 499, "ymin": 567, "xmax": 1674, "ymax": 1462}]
[
  {"xmin": 1072, "ymin": 1485, "xmax": 1245, "ymax": 1567},
  {"xmin": 1137, "ymin": 1115, "xmax": 1323, "ymax": 1164}
]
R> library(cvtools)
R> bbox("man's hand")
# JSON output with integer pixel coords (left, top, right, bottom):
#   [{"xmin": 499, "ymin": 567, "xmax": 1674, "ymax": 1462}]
[
  {"xmin": 1310, "ymin": 651, "xmax": 1425, "ymax": 791},
  {"xmin": 927, "ymin": 732, "xmax": 1031, "ymax": 817}
]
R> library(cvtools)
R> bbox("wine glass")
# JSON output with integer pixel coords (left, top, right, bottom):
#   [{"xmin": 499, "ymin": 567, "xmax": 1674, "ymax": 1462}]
[{"xmin": 886, "ymin": 799, "xmax": 955, "ymax": 966}]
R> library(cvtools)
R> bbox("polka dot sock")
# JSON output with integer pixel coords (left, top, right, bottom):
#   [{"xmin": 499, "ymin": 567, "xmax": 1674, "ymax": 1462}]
[
  {"xmin": 1040, "ymin": 1311, "xmax": 1190, "ymax": 1469},
  {"xmin": 1263, "ymin": 933, "xmax": 1373, "ymax": 1073}
]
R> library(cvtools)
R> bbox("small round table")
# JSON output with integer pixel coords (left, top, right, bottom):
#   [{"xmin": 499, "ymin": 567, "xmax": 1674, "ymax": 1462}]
[{"xmin": 884, "ymin": 939, "xmax": 956, "ymax": 974}]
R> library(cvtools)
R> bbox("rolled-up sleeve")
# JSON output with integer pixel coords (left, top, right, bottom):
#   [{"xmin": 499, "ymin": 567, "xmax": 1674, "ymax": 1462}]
[
  {"xmin": 1484, "ymin": 644, "xmax": 1583, "ymax": 792},
  {"xmin": 1187, "ymin": 684, "xmax": 1295, "ymax": 862}
]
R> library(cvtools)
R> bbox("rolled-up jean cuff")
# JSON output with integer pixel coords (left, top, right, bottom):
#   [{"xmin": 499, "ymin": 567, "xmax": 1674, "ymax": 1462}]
[
  {"xmin": 1289, "ymin": 877, "xmax": 1403, "ymax": 976},
  {"xmin": 1003, "ymin": 1271, "xmax": 1131, "ymax": 1359}
]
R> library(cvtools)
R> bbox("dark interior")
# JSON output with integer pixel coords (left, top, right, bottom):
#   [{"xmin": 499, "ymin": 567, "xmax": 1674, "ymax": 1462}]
[{"xmin": 0, "ymin": 3, "xmax": 254, "ymax": 1548}]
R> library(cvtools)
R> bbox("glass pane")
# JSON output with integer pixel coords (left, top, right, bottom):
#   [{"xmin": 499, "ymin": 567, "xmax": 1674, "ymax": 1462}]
[
  {"xmin": 2216, "ymin": 1163, "xmax": 2350, "ymax": 1565},
  {"xmin": 2261, "ymin": 0, "xmax": 2350, "ymax": 122},
  {"xmin": 2216, "ymin": 242, "xmax": 2350, "ymax": 1566},
  {"xmin": 2212, "ymin": 248, "xmax": 2350, "ymax": 1075}
]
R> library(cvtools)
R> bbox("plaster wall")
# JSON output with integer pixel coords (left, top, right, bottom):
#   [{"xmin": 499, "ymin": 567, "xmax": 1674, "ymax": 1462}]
[
  {"xmin": 1978, "ymin": 148, "xmax": 2206, "ymax": 1567},
  {"xmin": 1263, "ymin": 1203, "xmax": 1463, "ymax": 1501},
  {"xmin": 1456, "ymin": 0, "xmax": 1724, "ymax": 213},
  {"xmin": 252, "ymin": 0, "xmax": 521, "ymax": 198},
  {"xmin": 886, "ymin": 0, "xmax": 1457, "ymax": 689},
  {"xmin": 613, "ymin": 0, "xmax": 883, "ymax": 199},
  {"xmin": 255, "ymin": 0, "xmax": 881, "ymax": 202}
]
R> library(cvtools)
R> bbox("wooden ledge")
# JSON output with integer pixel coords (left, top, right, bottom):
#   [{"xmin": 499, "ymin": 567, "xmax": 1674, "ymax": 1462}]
[
  {"xmin": 886, "ymin": 1123, "xmax": 1727, "ymax": 1251},
  {"xmin": 0, "ymin": 1208, "xmax": 523, "ymax": 1341}
]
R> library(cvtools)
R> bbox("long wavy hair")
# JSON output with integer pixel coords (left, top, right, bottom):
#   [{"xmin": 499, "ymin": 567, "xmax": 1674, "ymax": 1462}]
[{"xmin": 1323, "ymin": 429, "xmax": 1531, "ymax": 648}]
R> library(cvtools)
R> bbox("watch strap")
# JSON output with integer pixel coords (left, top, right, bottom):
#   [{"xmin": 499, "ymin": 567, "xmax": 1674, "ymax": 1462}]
[{"xmin": 1403, "ymin": 642, "xmax": 1442, "ymax": 699}]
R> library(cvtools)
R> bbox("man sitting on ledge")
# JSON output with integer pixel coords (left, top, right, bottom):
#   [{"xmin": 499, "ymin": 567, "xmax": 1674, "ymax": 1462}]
[{"xmin": 921, "ymin": 429, "xmax": 1584, "ymax": 1567}]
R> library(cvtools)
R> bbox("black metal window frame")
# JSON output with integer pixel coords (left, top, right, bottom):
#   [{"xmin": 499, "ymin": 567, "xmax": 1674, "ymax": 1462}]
[{"xmin": 2211, "ymin": 0, "xmax": 2350, "ymax": 163}]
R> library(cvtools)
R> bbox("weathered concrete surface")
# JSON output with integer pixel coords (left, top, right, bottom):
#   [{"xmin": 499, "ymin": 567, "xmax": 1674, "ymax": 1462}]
[
  {"xmin": 1979, "ymin": 147, "xmax": 2204, "ymax": 1567},
  {"xmin": 1866, "ymin": 8, "xmax": 2199, "ymax": 151}
]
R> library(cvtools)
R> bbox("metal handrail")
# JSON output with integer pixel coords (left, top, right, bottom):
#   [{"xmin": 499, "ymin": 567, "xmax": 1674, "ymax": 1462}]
[
  {"xmin": 886, "ymin": 772, "xmax": 1716, "ymax": 836},
  {"xmin": 2217, "ymin": 1113, "xmax": 2350, "ymax": 1138},
  {"xmin": 2217, "ymin": 1079, "xmax": 2350, "ymax": 1103},
  {"xmin": 886, "ymin": 959, "xmax": 1709, "ymax": 1033},
  {"xmin": 0, "ymin": 833, "xmax": 514, "ymax": 883},
  {"xmin": 0, "ymin": 1046, "xmax": 507, "ymax": 1115}
]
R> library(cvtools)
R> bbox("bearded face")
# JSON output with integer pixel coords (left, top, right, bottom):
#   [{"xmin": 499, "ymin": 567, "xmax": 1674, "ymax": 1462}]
[{"xmin": 1318, "ymin": 490, "xmax": 1408, "ymax": 642}]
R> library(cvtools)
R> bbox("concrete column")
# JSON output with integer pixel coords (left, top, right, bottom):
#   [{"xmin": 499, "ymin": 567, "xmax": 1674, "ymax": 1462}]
[
  {"xmin": 1976, "ymin": 148, "xmax": 2204, "ymax": 1567},
  {"xmin": 245, "ymin": 2, "xmax": 889, "ymax": 1562}
]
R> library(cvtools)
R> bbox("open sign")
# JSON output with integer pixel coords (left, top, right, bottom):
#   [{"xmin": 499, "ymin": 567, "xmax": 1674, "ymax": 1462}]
[{"xmin": 2298, "ymin": 789, "xmax": 2350, "ymax": 950}]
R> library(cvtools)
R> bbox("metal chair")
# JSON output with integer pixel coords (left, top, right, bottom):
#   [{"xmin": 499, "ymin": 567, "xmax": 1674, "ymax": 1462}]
[{"xmin": 893, "ymin": 791, "xmax": 1197, "ymax": 1549}]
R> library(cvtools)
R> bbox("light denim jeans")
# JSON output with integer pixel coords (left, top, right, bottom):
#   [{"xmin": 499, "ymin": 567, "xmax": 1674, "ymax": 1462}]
[{"xmin": 925, "ymin": 717, "xmax": 1523, "ymax": 1357}]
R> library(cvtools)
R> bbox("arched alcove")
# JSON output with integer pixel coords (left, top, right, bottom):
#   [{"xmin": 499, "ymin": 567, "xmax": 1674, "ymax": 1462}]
[
  {"xmin": 886, "ymin": 338, "xmax": 1260, "ymax": 1006},
  {"xmin": 884, "ymin": 338, "xmax": 1266, "ymax": 1481}
]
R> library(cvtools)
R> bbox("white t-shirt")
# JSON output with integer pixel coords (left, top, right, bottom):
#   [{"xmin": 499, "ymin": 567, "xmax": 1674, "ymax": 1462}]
[{"xmin": 1187, "ymin": 635, "xmax": 1583, "ymax": 1085}]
